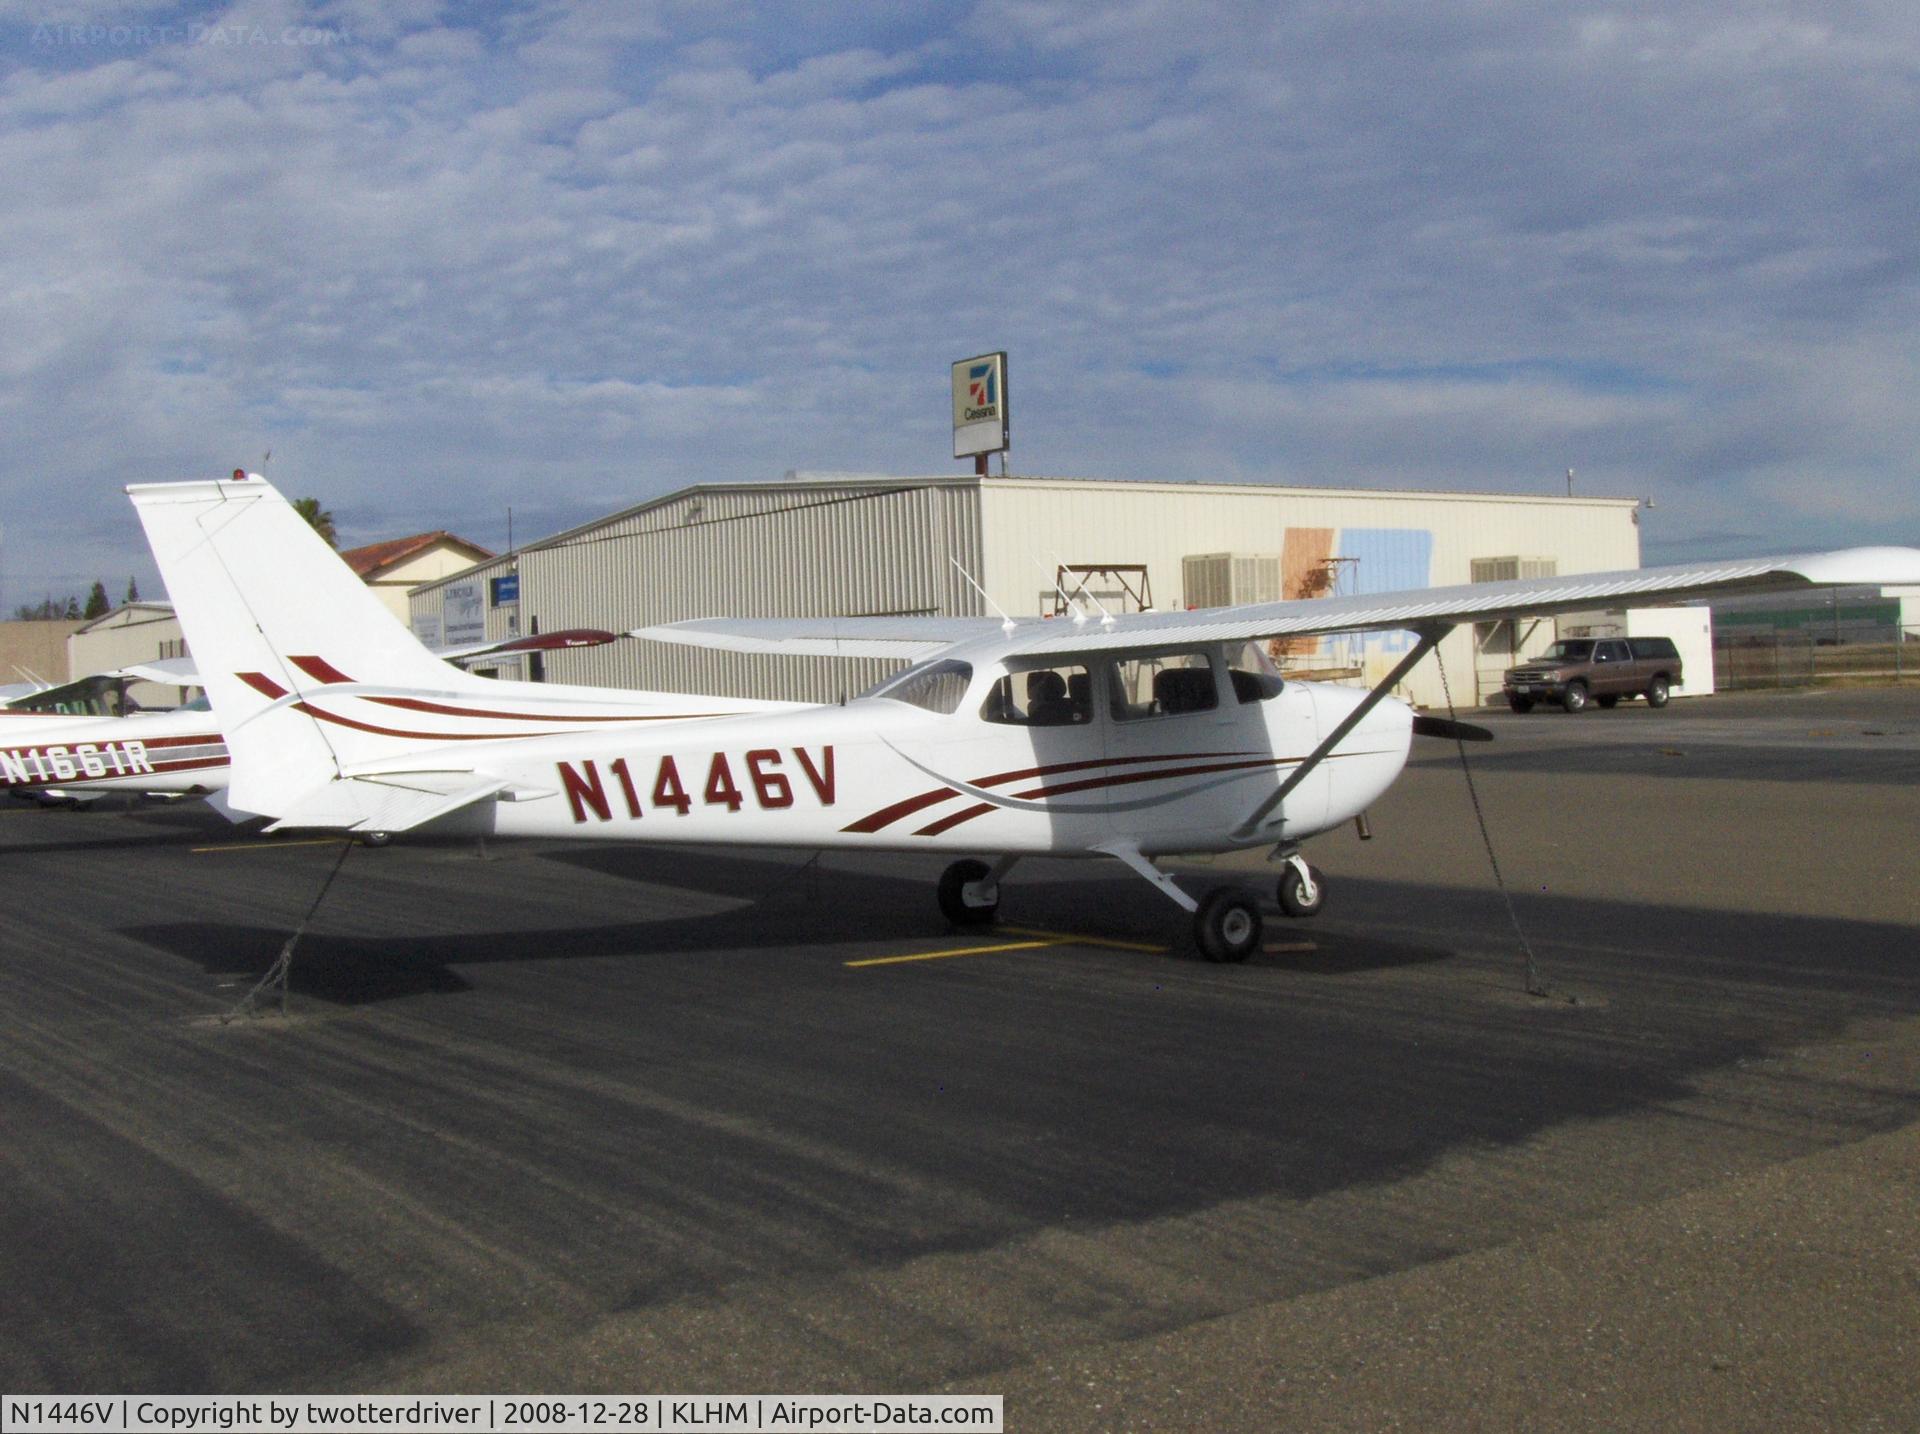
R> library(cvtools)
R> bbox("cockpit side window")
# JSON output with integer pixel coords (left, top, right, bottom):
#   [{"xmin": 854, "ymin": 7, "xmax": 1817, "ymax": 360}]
[
  {"xmin": 981, "ymin": 663, "xmax": 1094, "ymax": 726},
  {"xmin": 866, "ymin": 659, "xmax": 973, "ymax": 715}
]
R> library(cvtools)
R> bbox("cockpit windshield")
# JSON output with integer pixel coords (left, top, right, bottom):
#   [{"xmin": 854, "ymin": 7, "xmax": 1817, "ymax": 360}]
[
  {"xmin": 862, "ymin": 659, "xmax": 972, "ymax": 714},
  {"xmin": 1228, "ymin": 641, "xmax": 1285, "ymax": 701}
]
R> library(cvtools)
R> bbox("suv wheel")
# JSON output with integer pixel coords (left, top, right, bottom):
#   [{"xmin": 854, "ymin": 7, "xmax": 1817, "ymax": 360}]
[
  {"xmin": 1645, "ymin": 675, "xmax": 1671, "ymax": 708},
  {"xmin": 1561, "ymin": 681, "xmax": 1589, "ymax": 714}
]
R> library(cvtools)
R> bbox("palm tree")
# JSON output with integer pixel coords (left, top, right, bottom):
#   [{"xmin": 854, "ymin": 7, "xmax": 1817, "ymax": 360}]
[{"xmin": 291, "ymin": 497, "xmax": 338, "ymax": 548}]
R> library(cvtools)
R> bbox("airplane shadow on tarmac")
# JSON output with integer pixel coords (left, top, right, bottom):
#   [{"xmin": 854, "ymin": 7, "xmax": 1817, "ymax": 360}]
[{"xmin": 119, "ymin": 843, "xmax": 1458, "ymax": 1005}]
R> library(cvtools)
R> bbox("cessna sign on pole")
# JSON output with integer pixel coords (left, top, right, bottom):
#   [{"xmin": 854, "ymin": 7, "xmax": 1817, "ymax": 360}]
[{"xmin": 952, "ymin": 352, "xmax": 1008, "ymax": 466}]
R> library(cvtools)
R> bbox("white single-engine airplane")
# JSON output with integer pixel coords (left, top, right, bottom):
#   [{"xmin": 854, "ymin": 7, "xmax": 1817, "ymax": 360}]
[
  {"xmin": 130, "ymin": 473, "xmax": 1920, "ymax": 960},
  {"xmin": 1, "ymin": 663, "xmax": 229, "ymax": 805}
]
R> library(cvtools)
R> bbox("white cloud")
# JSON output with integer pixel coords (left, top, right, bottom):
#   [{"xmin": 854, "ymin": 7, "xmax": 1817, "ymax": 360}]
[{"xmin": 1, "ymin": 0, "xmax": 1916, "ymax": 609}]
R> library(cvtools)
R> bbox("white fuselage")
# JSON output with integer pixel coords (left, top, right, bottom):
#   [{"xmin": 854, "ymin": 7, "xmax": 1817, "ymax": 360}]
[
  {"xmin": 347, "ymin": 667, "xmax": 1413, "ymax": 857},
  {"xmin": 0, "ymin": 707, "xmax": 230, "ymax": 799}
]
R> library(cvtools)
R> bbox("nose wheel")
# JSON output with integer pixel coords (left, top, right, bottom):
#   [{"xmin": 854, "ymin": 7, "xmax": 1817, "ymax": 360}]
[{"xmin": 1275, "ymin": 853, "xmax": 1325, "ymax": 917}]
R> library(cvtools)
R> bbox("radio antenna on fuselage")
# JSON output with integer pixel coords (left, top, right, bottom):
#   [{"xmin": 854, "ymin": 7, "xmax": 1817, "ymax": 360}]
[
  {"xmin": 1038, "ymin": 561, "xmax": 1087, "ymax": 624},
  {"xmin": 949, "ymin": 557, "xmax": 1017, "ymax": 635},
  {"xmin": 1051, "ymin": 554, "xmax": 1116, "ymax": 626}
]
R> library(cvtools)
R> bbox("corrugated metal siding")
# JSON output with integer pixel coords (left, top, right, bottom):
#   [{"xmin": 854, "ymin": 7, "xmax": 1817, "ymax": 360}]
[{"xmin": 512, "ymin": 480, "xmax": 985, "ymax": 703}]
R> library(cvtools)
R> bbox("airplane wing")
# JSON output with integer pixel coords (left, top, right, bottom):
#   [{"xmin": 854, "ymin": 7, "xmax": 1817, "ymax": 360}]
[
  {"xmin": 120, "ymin": 657, "xmax": 201, "ymax": 687},
  {"xmin": 1011, "ymin": 546, "xmax": 1920, "ymax": 658},
  {"xmin": 433, "ymin": 628, "xmax": 620, "ymax": 664},
  {"xmin": 629, "ymin": 615, "xmax": 1012, "ymax": 659},
  {"xmin": 630, "ymin": 547, "xmax": 1920, "ymax": 661},
  {"xmin": 0, "ymin": 662, "xmax": 200, "ymax": 714}
]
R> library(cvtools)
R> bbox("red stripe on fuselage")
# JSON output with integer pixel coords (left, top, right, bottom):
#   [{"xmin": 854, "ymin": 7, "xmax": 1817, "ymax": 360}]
[
  {"xmin": 841, "ymin": 786, "xmax": 962, "ymax": 834},
  {"xmin": 842, "ymin": 752, "xmax": 1262, "ymax": 834},
  {"xmin": 288, "ymin": 700, "xmax": 568, "ymax": 743},
  {"xmin": 241, "ymin": 668, "xmax": 736, "ymax": 739},
  {"xmin": 137, "ymin": 732, "xmax": 226, "ymax": 750},
  {"xmin": 369, "ymin": 696, "xmax": 739, "ymax": 724},
  {"xmin": 913, "ymin": 803, "xmax": 996, "ymax": 837},
  {"xmin": 1011, "ymin": 756, "xmax": 1289, "ymax": 800}
]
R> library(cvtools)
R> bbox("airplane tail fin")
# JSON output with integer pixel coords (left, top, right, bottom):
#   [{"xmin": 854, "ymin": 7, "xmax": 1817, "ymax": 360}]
[{"xmin": 128, "ymin": 474, "xmax": 502, "ymax": 819}]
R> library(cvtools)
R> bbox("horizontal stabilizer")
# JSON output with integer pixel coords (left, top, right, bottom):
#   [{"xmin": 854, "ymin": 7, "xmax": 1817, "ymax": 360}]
[
  {"xmin": 120, "ymin": 657, "xmax": 202, "ymax": 688},
  {"xmin": 264, "ymin": 771, "xmax": 517, "ymax": 835}
]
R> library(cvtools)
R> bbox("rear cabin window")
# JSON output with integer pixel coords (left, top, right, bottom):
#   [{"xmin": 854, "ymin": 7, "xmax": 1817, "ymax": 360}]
[
  {"xmin": 868, "ymin": 659, "xmax": 972, "ymax": 715},
  {"xmin": 1628, "ymin": 637, "xmax": 1679, "ymax": 660},
  {"xmin": 1108, "ymin": 652, "xmax": 1219, "ymax": 722},
  {"xmin": 981, "ymin": 664, "xmax": 1094, "ymax": 726}
]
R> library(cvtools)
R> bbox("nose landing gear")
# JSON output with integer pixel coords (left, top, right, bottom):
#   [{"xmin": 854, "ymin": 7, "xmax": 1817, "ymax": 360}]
[{"xmin": 1274, "ymin": 849, "xmax": 1326, "ymax": 917}]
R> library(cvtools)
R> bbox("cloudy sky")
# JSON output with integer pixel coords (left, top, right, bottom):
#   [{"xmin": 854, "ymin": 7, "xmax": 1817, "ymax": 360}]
[{"xmin": 2, "ymin": 1, "xmax": 1916, "ymax": 611}]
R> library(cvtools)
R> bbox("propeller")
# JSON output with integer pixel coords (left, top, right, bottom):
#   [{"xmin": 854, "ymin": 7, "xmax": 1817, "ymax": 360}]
[{"xmin": 1412, "ymin": 714, "xmax": 1494, "ymax": 743}]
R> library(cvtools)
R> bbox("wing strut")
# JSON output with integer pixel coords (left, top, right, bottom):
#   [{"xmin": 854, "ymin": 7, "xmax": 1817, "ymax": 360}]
[{"xmin": 1234, "ymin": 623, "xmax": 1452, "ymax": 839}]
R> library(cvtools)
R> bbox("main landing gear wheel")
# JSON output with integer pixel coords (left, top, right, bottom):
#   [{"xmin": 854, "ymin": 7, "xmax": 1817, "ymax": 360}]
[
  {"xmin": 938, "ymin": 859, "xmax": 1000, "ymax": 927},
  {"xmin": 1195, "ymin": 887, "xmax": 1263, "ymax": 963},
  {"xmin": 1276, "ymin": 860, "xmax": 1326, "ymax": 918},
  {"xmin": 358, "ymin": 830, "xmax": 393, "ymax": 848}
]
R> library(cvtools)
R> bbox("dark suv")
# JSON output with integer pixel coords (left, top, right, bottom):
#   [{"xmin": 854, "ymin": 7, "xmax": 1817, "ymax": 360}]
[{"xmin": 1503, "ymin": 636, "xmax": 1683, "ymax": 713}]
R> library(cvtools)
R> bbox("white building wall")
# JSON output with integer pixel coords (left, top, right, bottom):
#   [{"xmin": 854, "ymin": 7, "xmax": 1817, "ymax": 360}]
[{"xmin": 977, "ymin": 479, "xmax": 1641, "ymax": 709}]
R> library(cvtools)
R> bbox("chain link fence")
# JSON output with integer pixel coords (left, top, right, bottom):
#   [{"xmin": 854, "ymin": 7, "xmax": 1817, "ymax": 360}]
[{"xmin": 1714, "ymin": 625, "xmax": 1917, "ymax": 690}]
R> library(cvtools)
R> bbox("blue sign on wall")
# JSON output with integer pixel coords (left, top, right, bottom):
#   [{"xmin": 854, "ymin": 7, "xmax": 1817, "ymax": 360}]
[{"xmin": 490, "ymin": 574, "xmax": 519, "ymax": 606}]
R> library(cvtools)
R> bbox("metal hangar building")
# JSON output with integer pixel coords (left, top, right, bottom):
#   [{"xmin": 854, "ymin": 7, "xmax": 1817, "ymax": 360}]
[{"xmin": 407, "ymin": 473, "xmax": 1643, "ymax": 711}]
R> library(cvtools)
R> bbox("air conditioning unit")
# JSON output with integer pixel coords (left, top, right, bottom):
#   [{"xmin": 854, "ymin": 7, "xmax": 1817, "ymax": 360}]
[
  {"xmin": 1471, "ymin": 556, "xmax": 1558, "ymax": 584},
  {"xmin": 1183, "ymin": 553, "xmax": 1284, "ymax": 609}
]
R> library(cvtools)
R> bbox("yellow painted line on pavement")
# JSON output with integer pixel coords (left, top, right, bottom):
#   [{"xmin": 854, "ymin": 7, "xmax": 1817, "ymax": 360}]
[
  {"xmin": 192, "ymin": 837, "xmax": 351, "ymax": 854},
  {"xmin": 845, "ymin": 938, "xmax": 1060, "ymax": 969},
  {"xmin": 848, "ymin": 924, "xmax": 1170, "ymax": 968},
  {"xmin": 999, "ymin": 925, "xmax": 1168, "ymax": 954}
]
